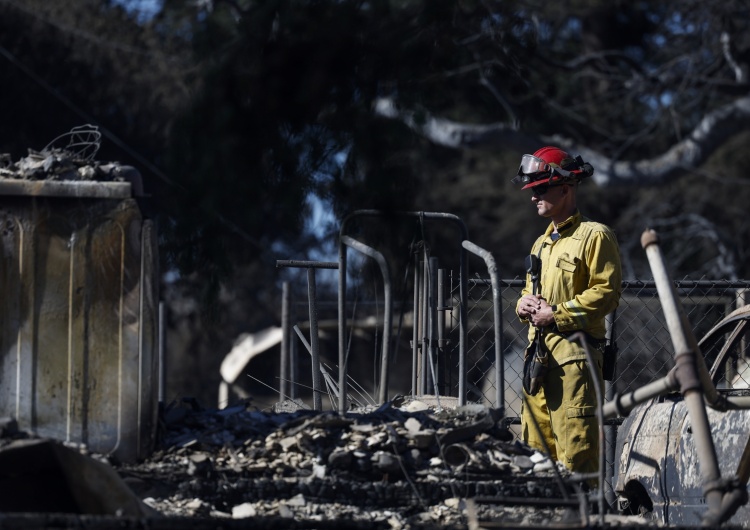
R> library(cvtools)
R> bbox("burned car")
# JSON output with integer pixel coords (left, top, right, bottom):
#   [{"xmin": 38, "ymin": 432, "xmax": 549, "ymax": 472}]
[{"xmin": 614, "ymin": 303, "xmax": 750, "ymax": 527}]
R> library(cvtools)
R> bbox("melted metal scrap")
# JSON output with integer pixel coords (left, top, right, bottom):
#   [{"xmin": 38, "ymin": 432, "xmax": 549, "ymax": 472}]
[
  {"xmin": 0, "ymin": 125, "xmax": 144, "ymax": 195},
  {"xmin": 42, "ymin": 124, "xmax": 102, "ymax": 161},
  {"xmin": 0, "ymin": 125, "xmax": 132, "ymax": 182}
]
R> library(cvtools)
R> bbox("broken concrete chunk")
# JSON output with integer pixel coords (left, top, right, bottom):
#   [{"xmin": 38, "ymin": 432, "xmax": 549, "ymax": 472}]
[
  {"xmin": 187, "ymin": 453, "xmax": 213, "ymax": 477},
  {"xmin": 410, "ymin": 430, "xmax": 435, "ymax": 449},
  {"xmin": 511, "ymin": 454, "xmax": 535, "ymax": 472},
  {"xmin": 372, "ymin": 451, "xmax": 401, "ymax": 474},
  {"xmin": 404, "ymin": 417, "xmax": 422, "ymax": 434},
  {"xmin": 327, "ymin": 448, "xmax": 353, "ymax": 469},
  {"xmin": 402, "ymin": 400, "xmax": 430, "ymax": 412},
  {"xmin": 278, "ymin": 436, "xmax": 297, "ymax": 451},
  {"xmin": 285, "ymin": 493, "xmax": 306, "ymax": 507},
  {"xmin": 232, "ymin": 502, "xmax": 257, "ymax": 518},
  {"xmin": 351, "ymin": 423, "xmax": 375, "ymax": 433}
]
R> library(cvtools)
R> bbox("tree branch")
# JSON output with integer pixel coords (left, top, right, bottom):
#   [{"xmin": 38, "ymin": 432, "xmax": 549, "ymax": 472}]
[{"xmin": 374, "ymin": 94, "xmax": 750, "ymax": 188}]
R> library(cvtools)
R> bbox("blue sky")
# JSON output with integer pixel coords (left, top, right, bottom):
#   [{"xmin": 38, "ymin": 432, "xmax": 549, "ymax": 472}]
[{"xmin": 112, "ymin": 0, "xmax": 162, "ymax": 21}]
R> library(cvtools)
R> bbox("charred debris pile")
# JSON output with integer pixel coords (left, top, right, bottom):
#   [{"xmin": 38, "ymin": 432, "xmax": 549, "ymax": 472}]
[
  {"xmin": 0, "ymin": 126, "xmax": 144, "ymax": 194},
  {"xmin": 0, "ymin": 147, "xmax": 135, "ymax": 182},
  {"xmin": 113, "ymin": 398, "xmax": 591, "ymax": 528}
]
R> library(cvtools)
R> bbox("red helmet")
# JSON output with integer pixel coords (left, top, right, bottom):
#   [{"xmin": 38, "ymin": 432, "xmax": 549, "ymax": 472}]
[
  {"xmin": 531, "ymin": 146, "xmax": 574, "ymax": 168},
  {"xmin": 512, "ymin": 146, "xmax": 592, "ymax": 189}
]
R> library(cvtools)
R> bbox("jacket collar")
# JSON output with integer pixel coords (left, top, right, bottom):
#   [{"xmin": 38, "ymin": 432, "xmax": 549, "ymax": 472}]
[{"xmin": 545, "ymin": 210, "xmax": 581, "ymax": 239}]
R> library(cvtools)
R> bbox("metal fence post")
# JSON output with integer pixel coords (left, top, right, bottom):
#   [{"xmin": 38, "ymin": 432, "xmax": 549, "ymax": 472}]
[
  {"xmin": 290, "ymin": 333, "xmax": 298, "ymax": 400},
  {"xmin": 437, "ymin": 267, "xmax": 447, "ymax": 395},
  {"xmin": 461, "ymin": 240, "xmax": 504, "ymax": 410},
  {"xmin": 421, "ymin": 256, "xmax": 430, "ymax": 394},
  {"xmin": 158, "ymin": 301, "xmax": 167, "ymax": 405},
  {"xmin": 412, "ymin": 255, "xmax": 421, "ymax": 397},
  {"xmin": 307, "ymin": 268, "xmax": 323, "ymax": 411},
  {"xmin": 605, "ymin": 310, "xmax": 617, "ymax": 510},
  {"xmin": 428, "ymin": 257, "xmax": 439, "ymax": 395},
  {"xmin": 280, "ymin": 281, "xmax": 291, "ymax": 401}
]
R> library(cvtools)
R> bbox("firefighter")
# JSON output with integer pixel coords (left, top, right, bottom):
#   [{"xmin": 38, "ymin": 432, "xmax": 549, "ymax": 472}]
[{"xmin": 513, "ymin": 146, "xmax": 622, "ymax": 475}]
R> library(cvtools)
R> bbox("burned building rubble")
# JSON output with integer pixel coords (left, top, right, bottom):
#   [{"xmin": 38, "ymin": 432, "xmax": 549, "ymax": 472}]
[
  {"xmin": 0, "ymin": 399, "xmax": 607, "ymax": 529},
  {"xmin": 110, "ymin": 397, "xmax": 606, "ymax": 528}
]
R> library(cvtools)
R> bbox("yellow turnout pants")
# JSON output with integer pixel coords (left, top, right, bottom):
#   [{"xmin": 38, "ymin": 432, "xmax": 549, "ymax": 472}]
[{"xmin": 521, "ymin": 359, "xmax": 602, "ymax": 474}]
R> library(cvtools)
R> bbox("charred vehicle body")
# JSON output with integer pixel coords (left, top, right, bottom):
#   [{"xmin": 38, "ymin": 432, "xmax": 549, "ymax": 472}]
[{"xmin": 612, "ymin": 230, "xmax": 750, "ymax": 527}]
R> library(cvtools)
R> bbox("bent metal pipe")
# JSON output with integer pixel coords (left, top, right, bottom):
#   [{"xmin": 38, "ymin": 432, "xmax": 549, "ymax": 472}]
[{"xmin": 641, "ymin": 228, "xmax": 724, "ymax": 525}]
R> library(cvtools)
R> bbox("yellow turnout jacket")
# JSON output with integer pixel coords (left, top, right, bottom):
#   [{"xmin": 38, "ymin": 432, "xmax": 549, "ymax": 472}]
[{"xmin": 516, "ymin": 211, "xmax": 622, "ymax": 367}]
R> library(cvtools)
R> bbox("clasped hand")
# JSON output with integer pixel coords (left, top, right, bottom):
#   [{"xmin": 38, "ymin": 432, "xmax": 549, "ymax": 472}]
[{"xmin": 518, "ymin": 294, "xmax": 555, "ymax": 327}]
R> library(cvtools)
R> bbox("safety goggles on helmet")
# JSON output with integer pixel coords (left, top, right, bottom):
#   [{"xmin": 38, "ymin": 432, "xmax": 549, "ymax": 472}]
[
  {"xmin": 518, "ymin": 154, "xmax": 551, "ymax": 177},
  {"xmin": 512, "ymin": 154, "xmax": 556, "ymax": 187},
  {"xmin": 512, "ymin": 153, "xmax": 594, "ymax": 188}
]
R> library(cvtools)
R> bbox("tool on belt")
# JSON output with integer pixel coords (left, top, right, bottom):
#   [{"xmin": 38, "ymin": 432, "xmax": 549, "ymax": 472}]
[
  {"xmin": 523, "ymin": 252, "xmax": 548, "ymax": 396},
  {"xmin": 602, "ymin": 319, "xmax": 617, "ymax": 381},
  {"xmin": 561, "ymin": 330, "xmax": 614, "ymax": 380}
]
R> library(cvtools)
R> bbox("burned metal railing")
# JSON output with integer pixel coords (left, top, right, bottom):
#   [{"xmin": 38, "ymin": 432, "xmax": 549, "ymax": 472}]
[
  {"xmin": 277, "ymin": 253, "xmax": 750, "ymax": 418},
  {"xmin": 339, "ymin": 236, "xmax": 393, "ymax": 406},
  {"xmin": 462, "ymin": 240, "xmax": 504, "ymax": 411},
  {"xmin": 276, "ymin": 260, "xmax": 339, "ymax": 411},
  {"xmin": 337, "ymin": 210, "xmax": 469, "ymax": 411}
]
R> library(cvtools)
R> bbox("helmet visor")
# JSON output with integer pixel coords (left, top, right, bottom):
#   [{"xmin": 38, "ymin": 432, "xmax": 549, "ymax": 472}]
[
  {"xmin": 512, "ymin": 154, "xmax": 552, "ymax": 186},
  {"xmin": 518, "ymin": 154, "xmax": 550, "ymax": 176}
]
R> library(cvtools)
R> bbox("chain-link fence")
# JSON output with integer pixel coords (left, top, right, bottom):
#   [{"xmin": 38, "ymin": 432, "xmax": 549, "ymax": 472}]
[{"xmin": 449, "ymin": 277, "xmax": 750, "ymax": 413}]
